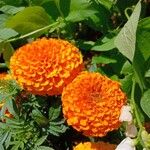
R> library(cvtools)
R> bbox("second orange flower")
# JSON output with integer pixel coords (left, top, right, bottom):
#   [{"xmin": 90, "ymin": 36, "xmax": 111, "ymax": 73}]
[{"xmin": 62, "ymin": 71, "xmax": 127, "ymax": 137}]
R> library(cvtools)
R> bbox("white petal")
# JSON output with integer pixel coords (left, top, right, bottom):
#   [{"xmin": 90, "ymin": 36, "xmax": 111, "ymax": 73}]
[
  {"xmin": 115, "ymin": 137, "xmax": 136, "ymax": 150},
  {"xmin": 125, "ymin": 124, "xmax": 138, "ymax": 138},
  {"xmin": 119, "ymin": 105, "xmax": 133, "ymax": 122}
]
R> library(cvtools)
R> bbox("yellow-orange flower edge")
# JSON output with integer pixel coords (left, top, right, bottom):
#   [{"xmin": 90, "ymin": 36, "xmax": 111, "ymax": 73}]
[
  {"xmin": 73, "ymin": 142, "xmax": 116, "ymax": 150},
  {"xmin": 10, "ymin": 38, "xmax": 83, "ymax": 95},
  {"xmin": 62, "ymin": 71, "xmax": 127, "ymax": 137}
]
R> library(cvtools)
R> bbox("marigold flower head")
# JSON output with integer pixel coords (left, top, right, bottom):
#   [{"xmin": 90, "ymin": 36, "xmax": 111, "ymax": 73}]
[
  {"xmin": 10, "ymin": 38, "xmax": 83, "ymax": 95},
  {"xmin": 62, "ymin": 71, "xmax": 127, "ymax": 137},
  {"xmin": 73, "ymin": 142, "xmax": 116, "ymax": 150}
]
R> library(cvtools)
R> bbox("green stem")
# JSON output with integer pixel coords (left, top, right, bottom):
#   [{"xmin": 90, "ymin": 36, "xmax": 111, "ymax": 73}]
[
  {"xmin": 124, "ymin": 7, "xmax": 133, "ymax": 20},
  {"xmin": 131, "ymin": 79, "xmax": 148, "ymax": 149},
  {"xmin": 6, "ymin": 22, "xmax": 59, "ymax": 43}
]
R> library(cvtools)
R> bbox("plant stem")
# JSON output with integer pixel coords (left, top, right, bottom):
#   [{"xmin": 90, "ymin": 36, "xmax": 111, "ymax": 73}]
[
  {"xmin": 131, "ymin": 79, "xmax": 148, "ymax": 149},
  {"xmin": 6, "ymin": 22, "xmax": 59, "ymax": 43}
]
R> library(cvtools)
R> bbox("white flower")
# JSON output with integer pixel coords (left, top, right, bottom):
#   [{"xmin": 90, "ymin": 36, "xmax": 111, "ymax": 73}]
[
  {"xmin": 125, "ymin": 123, "xmax": 138, "ymax": 138},
  {"xmin": 116, "ymin": 137, "xmax": 136, "ymax": 150},
  {"xmin": 119, "ymin": 105, "xmax": 132, "ymax": 122}
]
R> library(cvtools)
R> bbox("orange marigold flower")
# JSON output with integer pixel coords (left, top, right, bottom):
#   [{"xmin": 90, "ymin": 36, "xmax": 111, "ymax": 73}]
[
  {"xmin": 10, "ymin": 38, "xmax": 83, "ymax": 95},
  {"xmin": 73, "ymin": 142, "xmax": 116, "ymax": 150},
  {"xmin": 62, "ymin": 71, "xmax": 127, "ymax": 137}
]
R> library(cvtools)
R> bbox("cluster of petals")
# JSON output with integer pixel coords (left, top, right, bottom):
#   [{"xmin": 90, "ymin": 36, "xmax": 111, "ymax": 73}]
[
  {"xmin": 10, "ymin": 38, "xmax": 83, "ymax": 95},
  {"xmin": 62, "ymin": 71, "xmax": 127, "ymax": 137},
  {"xmin": 73, "ymin": 141, "xmax": 116, "ymax": 150}
]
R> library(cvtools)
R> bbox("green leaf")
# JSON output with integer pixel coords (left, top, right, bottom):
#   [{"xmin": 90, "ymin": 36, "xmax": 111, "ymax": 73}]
[
  {"xmin": 120, "ymin": 74, "xmax": 133, "ymax": 95},
  {"xmin": 145, "ymin": 69, "xmax": 150, "ymax": 78},
  {"xmin": 96, "ymin": 0, "xmax": 113, "ymax": 10},
  {"xmin": 65, "ymin": 0, "xmax": 98, "ymax": 22},
  {"xmin": 92, "ymin": 55, "xmax": 117, "ymax": 64},
  {"xmin": 0, "ymin": 5, "xmax": 24, "ymax": 15},
  {"xmin": 114, "ymin": 1, "xmax": 141, "ymax": 62},
  {"xmin": 137, "ymin": 17, "xmax": 150, "ymax": 61},
  {"xmin": 32, "ymin": 109, "xmax": 49, "ymax": 127},
  {"xmin": 49, "ymin": 104, "xmax": 61, "ymax": 121},
  {"xmin": 132, "ymin": 48, "xmax": 146, "ymax": 91},
  {"xmin": 0, "ymin": 14, "xmax": 9, "ymax": 29},
  {"xmin": 141, "ymin": 89, "xmax": 150, "ymax": 118},
  {"xmin": 0, "ymin": 28, "xmax": 18, "ymax": 42},
  {"xmin": 0, "ymin": 131, "xmax": 9, "ymax": 144},
  {"xmin": 35, "ymin": 135, "xmax": 47, "ymax": 146},
  {"xmin": 4, "ymin": 132, "xmax": 11, "ymax": 149},
  {"xmin": 121, "ymin": 61, "xmax": 133, "ymax": 75},
  {"xmin": 5, "ymin": 98, "xmax": 18, "ymax": 118},
  {"xmin": 2, "ymin": 42, "xmax": 14, "ymax": 67},
  {"xmin": 91, "ymin": 36, "xmax": 116, "ymax": 51},
  {"xmin": 5, "ymin": 6, "xmax": 52, "ymax": 35}
]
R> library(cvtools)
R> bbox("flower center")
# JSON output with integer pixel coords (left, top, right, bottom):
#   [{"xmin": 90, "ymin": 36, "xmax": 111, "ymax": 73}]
[{"xmin": 90, "ymin": 92, "xmax": 101, "ymax": 102}]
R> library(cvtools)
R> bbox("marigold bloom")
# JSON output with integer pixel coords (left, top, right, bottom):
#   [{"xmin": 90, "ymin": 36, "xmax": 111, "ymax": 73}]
[
  {"xmin": 62, "ymin": 71, "xmax": 126, "ymax": 137},
  {"xmin": 73, "ymin": 142, "xmax": 116, "ymax": 150},
  {"xmin": 10, "ymin": 38, "xmax": 83, "ymax": 95}
]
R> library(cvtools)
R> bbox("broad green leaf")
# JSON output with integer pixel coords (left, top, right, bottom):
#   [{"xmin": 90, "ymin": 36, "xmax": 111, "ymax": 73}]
[
  {"xmin": 65, "ymin": 0, "xmax": 98, "ymax": 22},
  {"xmin": 2, "ymin": 42, "xmax": 14, "ymax": 67},
  {"xmin": 137, "ymin": 17, "xmax": 150, "ymax": 61},
  {"xmin": 0, "ymin": 5, "xmax": 24, "ymax": 15},
  {"xmin": 92, "ymin": 55, "xmax": 117, "ymax": 64},
  {"xmin": 141, "ymin": 89, "xmax": 150, "ymax": 118},
  {"xmin": 114, "ymin": 1, "xmax": 141, "ymax": 62},
  {"xmin": 85, "ymin": 1, "xmax": 111, "ymax": 32},
  {"xmin": 6, "ymin": 6, "xmax": 53, "ymax": 35},
  {"xmin": 91, "ymin": 36, "xmax": 116, "ymax": 51},
  {"xmin": 0, "ymin": 28, "xmax": 18, "ymax": 42},
  {"xmin": 35, "ymin": 135, "xmax": 47, "ymax": 146}
]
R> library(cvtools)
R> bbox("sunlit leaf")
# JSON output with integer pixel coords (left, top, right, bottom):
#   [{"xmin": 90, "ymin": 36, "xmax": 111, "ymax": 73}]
[
  {"xmin": 114, "ymin": 1, "xmax": 141, "ymax": 61},
  {"xmin": 6, "ymin": 6, "xmax": 53, "ymax": 35}
]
